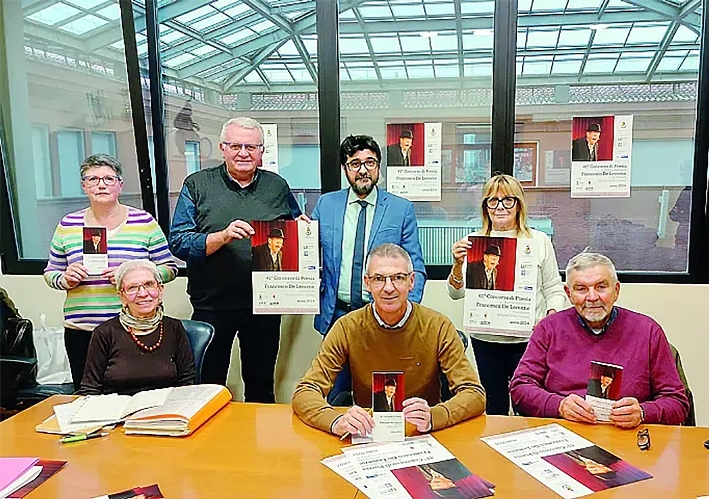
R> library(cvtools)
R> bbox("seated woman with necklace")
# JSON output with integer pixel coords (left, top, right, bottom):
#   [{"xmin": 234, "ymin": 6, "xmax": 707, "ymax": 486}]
[{"xmin": 78, "ymin": 260, "xmax": 195, "ymax": 395}]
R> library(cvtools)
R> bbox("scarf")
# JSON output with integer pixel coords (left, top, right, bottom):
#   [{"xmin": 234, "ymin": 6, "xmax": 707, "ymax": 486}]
[{"xmin": 119, "ymin": 304, "xmax": 163, "ymax": 333}]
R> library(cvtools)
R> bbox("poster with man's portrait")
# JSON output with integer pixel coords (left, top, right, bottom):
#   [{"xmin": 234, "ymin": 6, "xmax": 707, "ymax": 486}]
[
  {"xmin": 251, "ymin": 220, "xmax": 319, "ymax": 315},
  {"xmin": 585, "ymin": 361, "xmax": 624, "ymax": 422},
  {"xmin": 386, "ymin": 122, "xmax": 442, "ymax": 201},
  {"xmin": 82, "ymin": 226, "xmax": 108, "ymax": 275},
  {"xmin": 570, "ymin": 115, "xmax": 633, "ymax": 198},
  {"xmin": 391, "ymin": 458, "xmax": 495, "ymax": 499},
  {"xmin": 463, "ymin": 236, "xmax": 538, "ymax": 337},
  {"xmin": 371, "ymin": 371, "xmax": 405, "ymax": 442}
]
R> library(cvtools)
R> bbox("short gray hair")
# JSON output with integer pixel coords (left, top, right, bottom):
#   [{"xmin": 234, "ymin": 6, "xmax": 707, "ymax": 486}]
[
  {"xmin": 115, "ymin": 259, "xmax": 162, "ymax": 291},
  {"xmin": 366, "ymin": 243, "xmax": 414, "ymax": 274},
  {"xmin": 565, "ymin": 252, "xmax": 618, "ymax": 284},
  {"xmin": 220, "ymin": 117, "xmax": 264, "ymax": 143},
  {"xmin": 80, "ymin": 154, "xmax": 123, "ymax": 180}
]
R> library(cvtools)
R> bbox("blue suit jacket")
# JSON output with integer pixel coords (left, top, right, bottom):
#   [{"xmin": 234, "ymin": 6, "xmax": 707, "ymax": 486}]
[{"xmin": 311, "ymin": 188, "xmax": 426, "ymax": 335}]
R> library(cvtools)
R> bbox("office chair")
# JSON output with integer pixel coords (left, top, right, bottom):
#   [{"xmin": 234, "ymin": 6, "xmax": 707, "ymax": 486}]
[
  {"xmin": 440, "ymin": 330, "xmax": 470, "ymax": 402},
  {"xmin": 181, "ymin": 320, "xmax": 215, "ymax": 384},
  {"xmin": 669, "ymin": 343, "xmax": 696, "ymax": 426}
]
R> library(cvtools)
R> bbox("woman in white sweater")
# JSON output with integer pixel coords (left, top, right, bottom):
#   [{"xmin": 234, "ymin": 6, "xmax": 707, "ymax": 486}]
[{"xmin": 447, "ymin": 174, "xmax": 566, "ymax": 415}]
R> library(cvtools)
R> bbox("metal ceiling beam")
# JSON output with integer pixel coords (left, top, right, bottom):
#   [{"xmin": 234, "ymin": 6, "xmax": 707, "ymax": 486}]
[
  {"xmin": 241, "ymin": 0, "xmax": 292, "ymax": 33},
  {"xmin": 255, "ymin": 67, "xmax": 272, "ymax": 90},
  {"xmin": 85, "ymin": 0, "xmax": 215, "ymax": 51},
  {"xmin": 352, "ymin": 7, "xmax": 383, "ymax": 83},
  {"xmin": 220, "ymin": 37, "xmax": 289, "ymax": 90},
  {"xmin": 622, "ymin": 0, "xmax": 701, "ymax": 29},
  {"xmin": 679, "ymin": 0, "xmax": 701, "ymax": 19},
  {"xmin": 645, "ymin": 21, "xmax": 680, "ymax": 81},
  {"xmin": 23, "ymin": 0, "xmax": 60, "ymax": 17},
  {"xmin": 178, "ymin": 0, "xmax": 367, "ymax": 79},
  {"xmin": 292, "ymin": 35, "xmax": 318, "ymax": 84},
  {"xmin": 271, "ymin": 2, "xmax": 315, "ymax": 15}
]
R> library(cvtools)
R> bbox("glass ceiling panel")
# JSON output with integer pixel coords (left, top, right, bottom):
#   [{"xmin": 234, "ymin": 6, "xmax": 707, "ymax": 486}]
[
  {"xmin": 400, "ymin": 36, "xmax": 432, "ymax": 52},
  {"xmin": 219, "ymin": 29, "xmax": 254, "ymax": 45},
  {"xmin": 95, "ymin": 4, "xmax": 120, "ymax": 20},
  {"xmin": 262, "ymin": 70, "xmax": 293, "ymax": 83},
  {"xmin": 425, "ymin": 3, "xmax": 455, "ymax": 15},
  {"xmin": 59, "ymin": 14, "xmax": 109, "ymax": 35},
  {"xmin": 176, "ymin": 5, "xmax": 215, "ymax": 24},
  {"xmin": 370, "ymin": 36, "xmax": 401, "ymax": 53},
  {"xmin": 517, "ymin": 0, "xmax": 533, "ymax": 11},
  {"xmin": 391, "ymin": 4, "xmax": 425, "ymax": 17},
  {"xmin": 523, "ymin": 61, "xmax": 553, "ymax": 75},
  {"xmin": 341, "ymin": 68, "xmax": 351, "ymax": 81},
  {"xmin": 191, "ymin": 45, "xmax": 218, "ymax": 56},
  {"xmin": 552, "ymin": 59, "xmax": 583, "ymax": 73},
  {"xmin": 164, "ymin": 53, "xmax": 197, "ymax": 68},
  {"xmin": 250, "ymin": 19, "xmax": 275, "ymax": 32},
  {"xmin": 340, "ymin": 9, "xmax": 356, "ymax": 20},
  {"xmin": 460, "ymin": 1, "xmax": 494, "ymax": 14},
  {"xmin": 284, "ymin": 10, "xmax": 307, "ymax": 20},
  {"xmin": 358, "ymin": 5, "xmax": 393, "ymax": 18},
  {"xmin": 191, "ymin": 12, "xmax": 229, "ymax": 31},
  {"xmin": 380, "ymin": 66, "xmax": 407, "ymax": 79},
  {"xmin": 435, "ymin": 64, "xmax": 459, "ymax": 78},
  {"xmin": 223, "ymin": 4, "xmax": 251, "ymax": 18},
  {"xmin": 243, "ymin": 71, "xmax": 262, "ymax": 83},
  {"xmin": 301, "ymin": 36, "xmax": 318, "ymax": 55},
  {"xmin": 348, "ymin": 67, "xmax": 378, "ymax": 80},
  {"xmin": 531, "ymin": 0, "xmax": 569, "ymax": 12},
  {"xmin": 567, "ymin": 0, "xmax": 602, "ymax": 9},
  {"xmin": 672, "ymin": 25, "xmax": 699, "ymax": 43},
  {"xmin": 592, "ymin": 27, "xmax": 630, "ymax": 45},
  {"xmin": 517, "ymin": 30, "xmax": 527, "ymax": 49},
  {"xmin": 64, "ymin": 0, "xmax": 103, "ymax": 10},
  {"xmin": 584, "ymin": 57, "xmax": 619, "ymax": 73},
  {"xmin": 526, "ymin": 29, "xmax": 559, "ymax": 48},
  {"xmin": 210, "ymin": 0, "xmax": 237, "ymax": 9},
  {"xmin": 340, "ymin": 36, "xmax": 370, "ymax": 54},
  {"xmin": 27, "ymin": 3, "xmax": 81, "ymax": 24},
  {"xmin": 278, "ymin": 40, "xmax": 300, "ymax": 56},
  {"xmin": 407, "ymin": 65, "xmax": 435, "ymax": 78},
  {"xmin": 467, "ymin": 62, "xmax": 492, "ymax": 76},
  {"xmin": 160, "ymin": 28, "xmax": 188, "ymax": 44},
  {"xmin": 431, "ymin": 34, "xmax": 458, "ymax": 51},
  {"xmin": 626, "ymin": 24, "xmax": 668, "ymax": 44},
  {"xmin": 462, "ymin": 33, "xmax": 493, "ymax": 50},
  {"xmin": 615, "ymin": 56, "xmax": 652, "ymax": 72},
  {"xmin": 558, "ymin": 28, "xmax": 591, "ymax": 47},
  {"xmin": 681, "ymin": 54, "xmax": 699, "ymax": 71}
]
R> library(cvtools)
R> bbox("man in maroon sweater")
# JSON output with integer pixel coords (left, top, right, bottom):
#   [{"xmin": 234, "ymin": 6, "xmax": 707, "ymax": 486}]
[{"xmin": 510, "ymin": 252, "xmax": 689, "ymax": 428}]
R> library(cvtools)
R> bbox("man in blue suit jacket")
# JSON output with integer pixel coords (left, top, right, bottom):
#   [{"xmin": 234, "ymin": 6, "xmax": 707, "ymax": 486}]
[{"xmin": 307, "ymin": 135, "xmax": 426, "ymax": 404}]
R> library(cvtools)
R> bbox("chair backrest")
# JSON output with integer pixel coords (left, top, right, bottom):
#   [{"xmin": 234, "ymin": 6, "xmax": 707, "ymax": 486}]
[
  {"xmin": 669, "ymin": 343, "xmax": 696, "ymax": 426},
  {"xmin": 180, "ymin": 320, "xmax": 215, "ymax": 384}
]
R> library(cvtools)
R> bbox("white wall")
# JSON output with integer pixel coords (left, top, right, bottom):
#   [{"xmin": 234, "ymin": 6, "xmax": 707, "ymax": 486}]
[{"xmin": 0, "ymin": 275, "xmax": 706, "ymax": 426}]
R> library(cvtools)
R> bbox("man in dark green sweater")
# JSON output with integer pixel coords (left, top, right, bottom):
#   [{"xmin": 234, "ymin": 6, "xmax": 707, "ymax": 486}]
[
  {"xmin": 169, "ymin": 117, "xmax": 301, "ymax": 402},
  {"xmin": 292, "ymin": 243, "xmax": 486, "ymax": 436}
]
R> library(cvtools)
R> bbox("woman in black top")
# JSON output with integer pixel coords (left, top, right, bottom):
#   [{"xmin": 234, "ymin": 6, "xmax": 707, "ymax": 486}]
[{"xmin": 78, "ymin": 260, "xmax": 194, "ymax": 395}]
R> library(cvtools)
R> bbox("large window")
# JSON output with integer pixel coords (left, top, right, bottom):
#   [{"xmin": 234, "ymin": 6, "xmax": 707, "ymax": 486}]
[
  {"xmin": 0, "ymin": 0, "xmax": 141, "ymax": 260},
  {"xmin": 514, "ymin": 1, "xmax": 702, "ymax": 272}
]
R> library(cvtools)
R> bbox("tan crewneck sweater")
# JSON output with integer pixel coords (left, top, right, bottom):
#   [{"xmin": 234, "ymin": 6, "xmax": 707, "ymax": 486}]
[{"xmin": 292, "ymin": 303, "xmax": 486, "ymax": 433}]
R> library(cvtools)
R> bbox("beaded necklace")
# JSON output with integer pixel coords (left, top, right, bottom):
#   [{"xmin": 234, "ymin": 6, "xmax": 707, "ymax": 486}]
[{"xmin": 126, "ymin": 321, "xmax": 164, "ymax": 353}]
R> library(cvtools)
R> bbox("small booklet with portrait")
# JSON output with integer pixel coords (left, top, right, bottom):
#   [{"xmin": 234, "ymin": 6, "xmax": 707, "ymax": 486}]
[
  {"xmin": 82, "ymin": 226, "xmax": 108, "ymax": 275},
  {"xmin": 370, "ymin": 371, "xmax": 405, "ymax": 443},
  {"xmin": 585, "ymin": 361, "xmax": 623, "ymax": 422}
]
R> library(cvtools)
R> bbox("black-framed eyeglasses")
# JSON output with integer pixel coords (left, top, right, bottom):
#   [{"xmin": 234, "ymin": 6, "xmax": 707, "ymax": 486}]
[
  {"xmin": 485, "ymin": 196, "xmax": 518, "ymax": 210},
  {"xmin": 637, "ymin": 428, "xmax": 650, "ymax": 451},
  {"xmin": 366, "ymin": 272, "xmax": 411, "ymax": 288},
  {"xmin": 82, "ymin": 175, "xmax": 122, "ymax": 187},
  {"xmin": 222, "ymin": 142, "xmax": 263, "ymax": 153},
  {"xmin": 345, "ymin": 159, "xmax": 379, "ymax": 171}
]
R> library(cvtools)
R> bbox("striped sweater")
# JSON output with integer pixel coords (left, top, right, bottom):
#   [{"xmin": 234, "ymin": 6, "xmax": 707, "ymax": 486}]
[{"xmin": 44, "ymin": 207, "xmax": 178, "ymax": 331}]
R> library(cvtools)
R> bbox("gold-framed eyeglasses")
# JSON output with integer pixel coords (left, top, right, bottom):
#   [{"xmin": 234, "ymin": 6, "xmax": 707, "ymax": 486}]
[
  {"xmin": 222, "ymin": 142, "xmax": 263, "ymax": 153},
  {"xmin": 485, "ymin": 196, "xmax": 518, "ymax": 209},
  {"xmin": 345, "ymin": 159, "xmax": 379, "ymax": 171},
  {"xmin": 122, "ymin": 281, "xmax": 160, "ymax": 297},
  {"xmin": 82, "ymin": 175, "xmax": 122, "ymax": 186},
  {"xmin": 366, "ymin": 272, "xmax": 411, "ymax": 288}
]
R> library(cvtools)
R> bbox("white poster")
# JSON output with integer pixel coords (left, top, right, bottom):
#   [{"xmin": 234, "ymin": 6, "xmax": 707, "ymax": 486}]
[
  {"xmin": 251, "ymin": 220, "xmax": 319, "ymax": 314},
  {"xmin": 260, "ymin": 123, "xmax": 279, "ymax": 173},
  {"xmin": 570, "ymin": 115, "xmax": 633, "ymax": 198},
  {"xmin": 386, "ymin": 122, "xmax": 442, "ymax": 201},
  {"xmin": 482, "ymin": 424, "xmax": 651, "ymax": 498},
  {"xmin": 463, "ymin": 236, "xmax": 537, "ymax": 337}
]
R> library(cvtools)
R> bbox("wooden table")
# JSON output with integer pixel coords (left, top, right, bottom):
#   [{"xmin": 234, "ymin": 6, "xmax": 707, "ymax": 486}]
[
  {"xmin": 2, "ymin": 398, "xmax": 708, "ymax": 498},
  {"xmin": 354, "ymin": 416, "xmax": 709, "ymax": 498},
  {"xmin": 0, "ymin": 396, "xmax": 357, "ymax": 498}
]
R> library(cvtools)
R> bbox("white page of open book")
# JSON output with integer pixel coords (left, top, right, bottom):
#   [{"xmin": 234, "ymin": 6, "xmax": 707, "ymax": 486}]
[
  {"xmin": 71, "ymin": 394, "xmax": 131, "ymax": 423},
  {"xmin": 120, "ymin": 387, "xmax": 173, "ymax": 418},
  {"xmin": 128, "ymin": 385, "xmax": 223, "ymax": 421},
  {"xmin": 53, "ymin": 398, "xmax": 108, "ymax": 434}
]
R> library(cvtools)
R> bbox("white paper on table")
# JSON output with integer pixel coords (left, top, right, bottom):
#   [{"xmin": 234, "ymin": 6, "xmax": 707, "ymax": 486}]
[
  {"xmin": 341, "ymin": 435, "xmax": 456, "ymax": 499},
  {"xmin": 0, "ymin": 466, "xmax": 42, "ymax": 498},
  {"xmin": 481, "ymin": 423, "xmax": 596, "ymax": 499},
  {"xmin": 71, "ymin": 387, "xmax": 173, "ymax": 423},
  {"xmin": 321, "ymin": 454, "xmax": 369, "ymax": 493},
  {"xmin": 53, "ymin": 398, "xmax": 106, "ymax": 434}
]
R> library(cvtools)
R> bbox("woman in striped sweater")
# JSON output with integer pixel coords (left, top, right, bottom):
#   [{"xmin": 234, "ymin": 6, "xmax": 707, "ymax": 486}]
[{"xmin": 44, "ymin": 154, "xmax": 177, "ymax": 390}]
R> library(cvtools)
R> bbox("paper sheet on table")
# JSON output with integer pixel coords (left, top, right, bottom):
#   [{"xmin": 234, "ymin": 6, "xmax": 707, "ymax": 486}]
[
  {"xmin": 71, "ymin": 388, "xmax": 172, "ymax": 423},
  {"xmin": 53, "ymin": 399, "xmax": 106, "ymax": 434}
]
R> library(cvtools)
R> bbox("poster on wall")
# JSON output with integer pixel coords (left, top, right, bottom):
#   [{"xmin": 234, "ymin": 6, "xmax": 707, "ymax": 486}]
[
  {"xmin": 463, "ymin": 236, "xmax": 537, "ymax": 337},
  {"xmin": 251, "ymin": 220, "xmax": 319, "ymax": 315},
  {"xmin": 545, "ymin": 150, "xmax": 571, "ymax": 185},
  {"xmin": 260, "ymin": 124, "xmax": 279, "ymax": 173},
  {"xmin": 386, "ymin": 122, "xmax": 442, "ymax": 201},
  {"xmin": 570, "ymin": 115, "xmax": 633, "ymax": 198}
]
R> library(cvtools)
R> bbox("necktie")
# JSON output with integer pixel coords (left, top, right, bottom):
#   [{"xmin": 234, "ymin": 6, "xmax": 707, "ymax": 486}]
[
  {"xmin": 403, "ymin": 150, "xmax": 409, "ymax": 167},
  {"xmin": 350, "ymin": 200, "xmax": 368, "ymax": 308},
  {"xmin": 590, "ymin": 145, "xmax": 596, "ymax": 162}
]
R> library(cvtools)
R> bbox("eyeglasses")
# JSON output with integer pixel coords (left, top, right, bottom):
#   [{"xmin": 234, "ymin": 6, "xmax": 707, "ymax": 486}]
[
  {"xmin": 82, "ymin": 175, "xmax": 122, "ymax": 187},
  {"xmin": 345, "ymin": 159, "xmax": 379, "ymax": 171},
  {"xmin": 636, "ymin": 428, "xmax": 651, "ymax": 451},
  {"xmin": 366, "ymin": 272, "xmax": 411, "ymax": 288},
  {"xmin": 485, "ymin": 196, "xmax": 518, "ymax": 210},
  {"xmin": 122, "ymin": 281, "xmax": 160, "ymax": 297},
  {"xmin": 222, "ymin": 142, "xmax": 263, "ymax": 153}
]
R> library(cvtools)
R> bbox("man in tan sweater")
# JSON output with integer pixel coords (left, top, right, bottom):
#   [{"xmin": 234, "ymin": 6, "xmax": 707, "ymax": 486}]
[{"xmin": 292, "ymin": 243, "xmax": 486, "ymax": 437}]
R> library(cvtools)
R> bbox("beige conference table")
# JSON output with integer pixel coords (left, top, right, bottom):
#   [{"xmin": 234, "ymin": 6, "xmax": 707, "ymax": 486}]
[{"xmin": 2, "ymin": 396, "xmax": 708, "ymax": 498}]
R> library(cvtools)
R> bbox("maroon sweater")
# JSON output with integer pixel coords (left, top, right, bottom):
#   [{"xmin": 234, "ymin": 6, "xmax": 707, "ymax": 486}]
[
  {"xmin": 78, "ymin": 316, "xmax": 195, "ymax": 396},
  {"xmin": 510, "ymin": 307, "xmax": 689, "ymax": 425}
]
